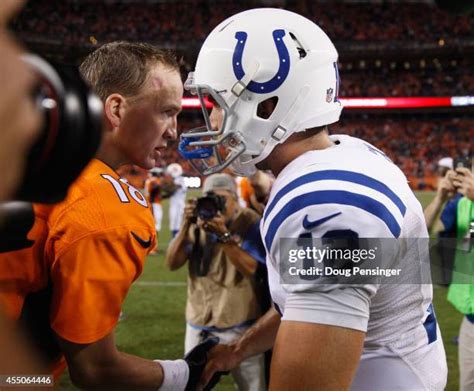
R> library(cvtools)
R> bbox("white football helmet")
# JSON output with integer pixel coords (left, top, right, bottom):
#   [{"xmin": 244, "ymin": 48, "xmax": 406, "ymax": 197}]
[
  {"xmin": 166, "ymin": 163, "xmax": 183, "ymax": 178},
  {"xmin": 179, "ymin": 8, "xmax": 343, "ymax": 176}
]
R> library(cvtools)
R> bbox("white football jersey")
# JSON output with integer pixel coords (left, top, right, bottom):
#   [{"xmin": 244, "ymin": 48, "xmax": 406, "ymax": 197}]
[
  {"xmin": 170, "ymin": 176, "xmax": 187, "ymax": 205},
  {"xmin": 262, "ymin": 134, "xmax": 447, "ymax": 390},
  {"xmin": 168, "ymin": 176, "xmax": 187, "ymax": 232}
]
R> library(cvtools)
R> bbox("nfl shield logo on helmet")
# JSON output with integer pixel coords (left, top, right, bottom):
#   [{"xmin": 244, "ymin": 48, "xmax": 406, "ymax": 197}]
[{"xmin": 326, "ymin": 88, "xmax": 334, "ymax": 103}]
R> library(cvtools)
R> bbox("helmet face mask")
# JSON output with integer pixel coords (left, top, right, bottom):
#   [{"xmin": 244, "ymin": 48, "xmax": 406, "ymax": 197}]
[
  {"xmin": 179, "ymin": 8, "xmax": 343, "ymax": 176},
  {"xmin": 179, "ymin": 81, "xmax": 248, "ymax": 175}
]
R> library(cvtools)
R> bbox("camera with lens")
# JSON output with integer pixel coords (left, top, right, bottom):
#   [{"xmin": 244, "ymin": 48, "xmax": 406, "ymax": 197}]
[
  {"xmin": 0, "ymin": 55, "xmax": 103, "ymax": 253},
  {"xmin": 17, "ymin": 55, "xmax": 103, "ymax": 203},
  {"xmin": 195, "ymin": 192, "xmax": 226, "ymax": 221},
  {"xmin": 453, "ymin": 156, "xmax": 471, "ymax": 171}
]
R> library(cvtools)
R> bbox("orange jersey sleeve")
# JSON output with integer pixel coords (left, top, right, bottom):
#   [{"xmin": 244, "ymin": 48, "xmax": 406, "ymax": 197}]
[
  {"xmin": 0, "ymin": 204, "xmax": 52, "ymax": 319},
  {"xmin": 45, "ymin": 159, "xmax": 156, "ymax": 344}
]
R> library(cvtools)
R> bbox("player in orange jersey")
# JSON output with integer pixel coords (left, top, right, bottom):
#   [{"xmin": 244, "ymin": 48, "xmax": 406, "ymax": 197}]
[{"xmin": 0, "ymin": 42, "xmax": 218, "ymax": 390}]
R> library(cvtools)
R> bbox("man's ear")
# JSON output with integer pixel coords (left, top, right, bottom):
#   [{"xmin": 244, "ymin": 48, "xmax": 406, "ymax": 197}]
[{"xmin": 104, "ymin": 93, "xmax": 126, "ymax": 128}]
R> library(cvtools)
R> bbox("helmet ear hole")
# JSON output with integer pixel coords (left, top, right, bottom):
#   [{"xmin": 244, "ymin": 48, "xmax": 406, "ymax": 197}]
[{"xmin": 256, "ymin": 96, "xmax": 279, "ymax": 120}]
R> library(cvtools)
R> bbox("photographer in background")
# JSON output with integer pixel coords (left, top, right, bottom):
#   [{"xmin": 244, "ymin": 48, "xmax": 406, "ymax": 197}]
[
  {"xmin": 424, "ymin": 157, "xmax": 458, "ymax": 285},
  {"xmin": 425, "ymin": 156, "xmax": 474, "ymax": 390},
  {"xmin": 166, "ymin": 173, "xmax": 266, "ymax": 390},
  {"xmin": 424, "ymin": 157, "xmax": 457, "ymax": 233},
  {"xmin": 424, "ymin": 157, "xmax": 473, "ymax": 234},
  {"xmin": 443, "ymin": 157, "xmax": 473, "ymax": 391}
]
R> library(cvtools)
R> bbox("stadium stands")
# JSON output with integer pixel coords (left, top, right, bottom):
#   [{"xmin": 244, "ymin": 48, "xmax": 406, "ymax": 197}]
[
  {"xmin": 334, "ymin": 116, "xmax": 473, "ymax": 189},
  {"xmin": 12, "ymin": 0, "xmax": 472, "ymax": 189},
  {"xmin": 13, "ymin": 1, "xmax": 473, "ymax": 46}
]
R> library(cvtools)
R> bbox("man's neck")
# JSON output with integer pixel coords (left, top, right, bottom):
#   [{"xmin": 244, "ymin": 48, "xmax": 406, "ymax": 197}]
[
  {"xmin": 94, "ymin": 140, "xmax": 124, "ymax": 170},
  {"xmin": 263, "ymin": 129, "xmax": 335, "ymax": 177}
]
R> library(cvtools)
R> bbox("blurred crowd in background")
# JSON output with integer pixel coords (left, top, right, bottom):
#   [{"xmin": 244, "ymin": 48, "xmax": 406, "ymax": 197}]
[
  {"xmin": 13, "ymin": 0, "xmax": 473, "ymax": 46},
  {"xmin": 335, "ymin": 116, "xmax": 473, "ymax": 187},
  {"xmin": 340, "ymin": 63, "xmax": 473, "ymax": 97},
  {"xmin": 11, "ymin": 0, "xmax": 473, "ymax": 190},
  {"xmin": 12, "ymin": 0, "xmax": 474, "ymax": 98}
]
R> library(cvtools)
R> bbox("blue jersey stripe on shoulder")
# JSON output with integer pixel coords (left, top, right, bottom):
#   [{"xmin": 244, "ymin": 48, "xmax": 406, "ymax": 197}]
[
  {"xmin": 264, "ymin": 170, "xmax": 406, "ymax": 221},
  {"xmin": 264, "ymin": 190, "xmax": 401, "ymax": 250}
]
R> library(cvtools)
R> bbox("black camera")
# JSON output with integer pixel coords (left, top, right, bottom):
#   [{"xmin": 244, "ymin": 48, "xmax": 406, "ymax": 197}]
[
  {"xmin": 0, "ymin": 55, "xmax": 102, "ymax": 253},
  {"xmin": 195, "ymin": 192, "xmax": 226, "ymax": 221},
  {"xmin": 17, "ymin": 55, "xmax": 103, "ymax": 203},
  {"xmin": 453, "ymin": 156, "xmax": 471, "ymax": 171}
]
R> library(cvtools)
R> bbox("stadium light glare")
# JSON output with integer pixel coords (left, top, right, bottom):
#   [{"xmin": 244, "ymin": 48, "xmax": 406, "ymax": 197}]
[
  {"xmin": 183, "ymin": 176, "xmax": 202, "ymax": 188},
  {"xmin": 182, "ymin": 96, "xmax": 474, "ymax": 110}
]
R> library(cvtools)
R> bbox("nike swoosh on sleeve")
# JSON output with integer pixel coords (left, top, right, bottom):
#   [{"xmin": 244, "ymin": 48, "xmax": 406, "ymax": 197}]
[
  {"xmin": 302, "ymin": 211, "xmax": 342, "ymax": 230},
  {"xmin": 131, "ymin": 231, "xmax": 152, "ymax": 249}
]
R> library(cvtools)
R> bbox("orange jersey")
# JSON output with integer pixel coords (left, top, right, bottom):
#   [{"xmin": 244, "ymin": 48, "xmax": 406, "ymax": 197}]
[
  {"xmin": 0, "ymin": 204, "xmax": 52, "ymax": 319},
  {"xmin": 0, "ymin": 159, "xmax": 156, "ymax": 374}
]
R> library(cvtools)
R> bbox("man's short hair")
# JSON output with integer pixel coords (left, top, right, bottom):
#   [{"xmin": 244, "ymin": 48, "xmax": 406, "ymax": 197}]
[{"xmin": 79, "ymin": 41, "xmax": 179, "ymax": 101}]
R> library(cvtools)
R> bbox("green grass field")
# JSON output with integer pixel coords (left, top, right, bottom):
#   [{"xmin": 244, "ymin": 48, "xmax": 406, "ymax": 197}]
[{"xmin": 59, "ymin": 191, "xmax": 464, "ymax": 390}]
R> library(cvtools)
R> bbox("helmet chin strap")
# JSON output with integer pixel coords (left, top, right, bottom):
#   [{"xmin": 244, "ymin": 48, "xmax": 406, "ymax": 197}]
[{"xmin": 237, "ymin": 85, "xmax": 311, "ymax": 172}]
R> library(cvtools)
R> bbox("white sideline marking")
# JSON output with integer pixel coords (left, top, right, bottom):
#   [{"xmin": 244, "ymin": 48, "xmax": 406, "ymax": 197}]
[{"xmin": 135, "ymin": 281, "xmax": 186, "ymax": 287}]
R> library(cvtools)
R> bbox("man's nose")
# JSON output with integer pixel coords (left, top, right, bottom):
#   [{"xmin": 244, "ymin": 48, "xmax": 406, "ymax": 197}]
[{"xmin": 164, "ymin": 117, "xmax": 178, "ymax": 140}]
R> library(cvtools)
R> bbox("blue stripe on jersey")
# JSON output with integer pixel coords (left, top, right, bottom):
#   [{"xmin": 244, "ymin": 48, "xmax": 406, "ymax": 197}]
[
  {"xmin": 423, "ymin": 303, "xmax": 438, "ymax": 344},
  {"xmin": 264, "ymin": 170, "xmax": 406, "ymax": 222},
  {"xmin": 264, "ymin": 190, "xmax": 402, "ymax": 250}
]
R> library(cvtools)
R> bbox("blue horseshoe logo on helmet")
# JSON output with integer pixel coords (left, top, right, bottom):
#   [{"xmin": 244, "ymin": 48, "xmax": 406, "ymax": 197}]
[{"xmin": 232, "ymin": 29, "xmax": 290, "ymax": 94}]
